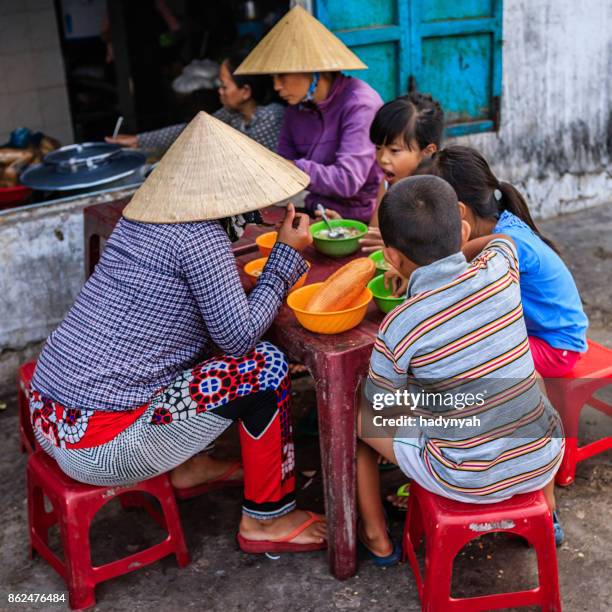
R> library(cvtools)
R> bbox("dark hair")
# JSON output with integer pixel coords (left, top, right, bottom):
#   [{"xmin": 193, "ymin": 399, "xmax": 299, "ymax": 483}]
[
  {"xmin": 379, "ymin": 175, "xmax": 462, "ymax": 265},
  {"xmin": 225, "ymin": 49, "xmax": 274, "ymax": 105},
  {"xmin": 418, "ymin": 146, "xmax": 559, "ymax": 253},
  {"xmin": 370, "ymin": 92, "xmax": 445, "ymax": 151}
]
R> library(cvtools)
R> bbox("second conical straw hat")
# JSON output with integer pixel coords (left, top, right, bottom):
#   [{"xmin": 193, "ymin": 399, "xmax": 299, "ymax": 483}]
[
  {"xmin": 123, "ymin": 112, "xmax": 309, "ymax": 224},
  {"xmin": 234, "ymin": 5, "xmax": 366, "ymax": 75}
]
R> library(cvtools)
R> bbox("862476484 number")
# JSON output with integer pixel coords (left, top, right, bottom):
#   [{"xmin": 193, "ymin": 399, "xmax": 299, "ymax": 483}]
[{"xmin": 7, "ymin": 593, "xmax": 67, "ymax": 604}]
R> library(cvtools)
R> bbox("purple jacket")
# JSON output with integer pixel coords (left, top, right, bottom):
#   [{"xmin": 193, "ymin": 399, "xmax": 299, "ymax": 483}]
[{"xmin": 278, "ymin": 75, "xmax": 383, "ymax": 222}]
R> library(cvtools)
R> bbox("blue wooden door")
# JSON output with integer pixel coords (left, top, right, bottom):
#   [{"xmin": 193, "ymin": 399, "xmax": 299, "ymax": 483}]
[
  {"xmin": 314, "ymin": 0, "xmax": 410, "ymax": 102},
  {"xmin": 314, "ymin": 0, "xmax": 503, "ymax": 136},
  {"xmin": 408, "ymin": 1, "xmax": 503, "ymax": 136}
]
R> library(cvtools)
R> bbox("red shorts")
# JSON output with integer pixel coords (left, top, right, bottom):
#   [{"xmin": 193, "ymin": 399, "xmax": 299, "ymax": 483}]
[{"xmin": 528, "ymin": 335, "xmax": 581, "ymax": 377}]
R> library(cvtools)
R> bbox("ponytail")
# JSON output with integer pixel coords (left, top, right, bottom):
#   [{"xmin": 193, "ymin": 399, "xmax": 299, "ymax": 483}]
[
  {"xmin": 420, "ymin": 146, "xmax": 560, "ymax": 254},
  {"xmin": 498, "ymin": 181, "xmax": 559, "ymax": 254}
]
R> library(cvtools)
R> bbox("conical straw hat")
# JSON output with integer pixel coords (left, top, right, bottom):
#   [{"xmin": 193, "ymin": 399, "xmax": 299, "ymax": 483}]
[
  {"xmin": 234, "ymin": 6, "xmax": 366, "ymax": 75},
  {"xmin": 123, "ymin": 111, "xmax": 309, "ymax": 223}
]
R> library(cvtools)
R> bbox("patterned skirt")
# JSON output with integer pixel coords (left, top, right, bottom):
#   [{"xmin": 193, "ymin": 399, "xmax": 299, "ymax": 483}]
[{"xmin": 30, "ymin": 341, "xmax": 296, "ymax": 519}]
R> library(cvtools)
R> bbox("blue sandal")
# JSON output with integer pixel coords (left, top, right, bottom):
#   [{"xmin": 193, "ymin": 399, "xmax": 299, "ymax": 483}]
[
  {"xmin": 553, "ymin": 511, "xmax": 564, "ymax": 547},
  {"xmin": 361, "ymin": 539, "xmax": 402, "ymax": 567},
  {"xmin": 358, "ymin": 521, "xmax": 402, "ymax": 567}
]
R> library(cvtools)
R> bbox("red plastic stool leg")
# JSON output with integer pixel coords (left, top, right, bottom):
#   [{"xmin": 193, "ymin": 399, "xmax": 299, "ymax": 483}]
[
  {"xmin": 156, "ymin": 486, "xmax": 190, "ymax": 567},
  {"xmin": 556, "ymin": 437, "xmax": 579, "ymax": 486},
  {"xmin": 28, "ymin": 481, "xmax": 49, "ymax": 559},
  {"xmin": 531, "ymin": 517, "xmax": 562, "ymax": 611},
  {"xmin": 421, "ymin": 530, "xmax": 455, "ymax": 612},
  {"xmin": 403, "ymin": 494, "xmax": 427, "ymax": 598},
  {"xmin": 59, "ymin": 501, "xmax": 97, "ymax": 610}
]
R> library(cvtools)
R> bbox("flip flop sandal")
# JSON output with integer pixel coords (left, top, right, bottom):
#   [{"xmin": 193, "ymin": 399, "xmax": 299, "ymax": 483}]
[
  {"xmin": 357, "ymin": 520, "xmax": 402, "ymax": 567},
  {"xmin": 236, "ymin": 511, "xmax": 327, "ymax": 554},
  {"xmin": 359, "ymin": 539, "xmax": 402, "ymax": 567},
  {"xmin": 382, "ymin": 482, "xmax": 410, "ymax": 518},
  {"xmin": 553, "ymin": 511, "xmax": 565, "ymax": 547},
  {"xmin": 174, "ymin": 462, "xmax": 243, "ymax": 500}
]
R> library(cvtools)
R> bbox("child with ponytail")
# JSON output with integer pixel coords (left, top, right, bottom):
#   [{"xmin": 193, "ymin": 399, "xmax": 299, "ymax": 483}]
[{"xmin": 419, "ymin": 145, "xmax": 588, "ymax": 376}]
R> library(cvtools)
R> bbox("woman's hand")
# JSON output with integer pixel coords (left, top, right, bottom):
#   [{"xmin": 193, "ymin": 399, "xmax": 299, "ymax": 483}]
[
  {"xmin": 384, "ymin": 268, "xmax": 408, "ymax": 297},
  {"xmin": 105, "ymin": 134, "xmax": 138, "ymax": 148},
  {"xmin": 314, "ymin": 207, "xmax": 342, "ymax": 220},
  {"xmin": 277, "ymin": 203, "xmax": 312, "ymax": 252},
  {"xmin": 359, "ymin": 226, "xmax": 384, "ymax": 253}
]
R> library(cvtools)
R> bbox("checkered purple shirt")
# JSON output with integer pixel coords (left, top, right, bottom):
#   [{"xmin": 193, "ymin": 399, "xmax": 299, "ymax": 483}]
[{"xmin": 32, "ymin": 218, "xmax": 306, "ymax": 411}]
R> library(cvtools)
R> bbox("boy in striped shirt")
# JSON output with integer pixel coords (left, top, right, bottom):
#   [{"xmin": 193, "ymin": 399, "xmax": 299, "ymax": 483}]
[{"xmin": 357, "ymin": 176, "xmax": 564, "ymax": 564}]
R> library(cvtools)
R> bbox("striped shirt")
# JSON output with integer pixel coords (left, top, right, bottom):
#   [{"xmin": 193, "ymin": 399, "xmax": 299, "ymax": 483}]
[
  {"xmin": 138, "ymin": 103, "xmax": 285, "ymax": 156},
  {"xmin": 365, "ymin": 239, "xmax": 564, "ymax": 499},
  {"xmin": 32, "ymin": 218, "xmax": 307, "ymax": 412}
]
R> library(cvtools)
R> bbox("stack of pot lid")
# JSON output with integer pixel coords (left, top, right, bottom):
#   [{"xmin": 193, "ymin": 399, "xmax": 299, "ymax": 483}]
[{"xmin": 20, "ymin": 142, "xmax": 146, "ymax": 191}]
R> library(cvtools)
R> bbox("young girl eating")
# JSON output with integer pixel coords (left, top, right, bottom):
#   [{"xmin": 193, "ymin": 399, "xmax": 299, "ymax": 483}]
[
  {"xmin": 318, "ymin": 92, "xmax": 444, "ymax": 250},
  {"xmin": 419, "ymin": 146, "xmax": 588, "ymax": 377}
]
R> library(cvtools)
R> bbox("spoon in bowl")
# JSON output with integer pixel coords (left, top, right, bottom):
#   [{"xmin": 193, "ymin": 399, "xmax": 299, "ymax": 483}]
[{"xmin": 316, "ymin": 203, "xmax": 346, "ymax": 239}]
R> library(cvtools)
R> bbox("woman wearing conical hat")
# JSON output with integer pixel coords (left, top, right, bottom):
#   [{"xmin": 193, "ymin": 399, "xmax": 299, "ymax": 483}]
[
  {"xmin": 106, "ymin": 48, "xmax": 285, "ymax": 157},
  {"xmin": 29, "ymin": 113, "xmax": 326, "ymax": 553},
  {"xmin": 235, "ymin": 6, "xmax": 383, "ymax": 222}
]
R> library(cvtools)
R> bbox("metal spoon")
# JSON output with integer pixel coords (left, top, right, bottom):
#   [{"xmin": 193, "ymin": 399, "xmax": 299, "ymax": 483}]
[
  {"xmin": 112, "ymin": 116, "xmax": 124, "ymax": 139},
  {"xmin": 316, "ymin": 203, "xmax": 346, "ymax": 239}
]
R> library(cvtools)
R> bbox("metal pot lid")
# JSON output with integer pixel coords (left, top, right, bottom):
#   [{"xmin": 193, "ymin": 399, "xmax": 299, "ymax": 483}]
[
  {"xmin": 44, "ymin": 142, "xmax": 122, "ymax": 166},
  {"xmin": 20, "ymin": 150, "xmax": 146, "ymax": 191}
]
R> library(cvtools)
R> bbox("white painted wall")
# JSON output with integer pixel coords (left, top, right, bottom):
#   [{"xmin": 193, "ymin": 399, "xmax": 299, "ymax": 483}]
[
  {"xmin": 0, "ymin": 0, "xmax": 74, "ymax": 146},
  {"xmin": 0, "ymin": 188, "xmax": 136, "ymax": 396},
  {"xmin": 454, "ymin": 0, "xmax": 612, "ymax": 217}
]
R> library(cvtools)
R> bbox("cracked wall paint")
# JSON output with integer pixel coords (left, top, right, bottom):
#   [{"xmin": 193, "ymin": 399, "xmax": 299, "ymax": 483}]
[
  {"xmin": 453, "ymin": 0, "xmax": 611, "ymax": 217},
  {"xmin": 0, "ymin": 189, "xmax": 137, "ymax": 396}
]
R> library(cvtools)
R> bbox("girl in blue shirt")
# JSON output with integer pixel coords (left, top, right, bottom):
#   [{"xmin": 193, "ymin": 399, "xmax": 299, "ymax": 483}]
[{"xmin": 421, "ymin": 145, "xmax": 588, "ymax": 376}]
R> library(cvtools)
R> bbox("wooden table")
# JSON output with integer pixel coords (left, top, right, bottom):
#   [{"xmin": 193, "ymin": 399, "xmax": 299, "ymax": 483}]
[{"xmin": 83, "ymin": 201, "xmax": 383, "ymax": 580}]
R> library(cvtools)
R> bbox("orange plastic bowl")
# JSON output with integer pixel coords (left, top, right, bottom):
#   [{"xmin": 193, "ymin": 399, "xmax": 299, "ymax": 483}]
[
  {"xmin": 255, "ymin": 231, "xmax": 278, "ymax": 256},
  {"xmin": 286, "ymin": 282, "xmax": 373, "ymax": 334},
  {"xmin": 244, "ymin": 257, "xmax": 311, "ymax": 292}
]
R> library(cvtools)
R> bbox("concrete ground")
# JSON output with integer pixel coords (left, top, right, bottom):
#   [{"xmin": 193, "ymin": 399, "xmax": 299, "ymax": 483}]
[{"xmin": 0, "ymin": 204, "xmax": 611, "ymax": 612}]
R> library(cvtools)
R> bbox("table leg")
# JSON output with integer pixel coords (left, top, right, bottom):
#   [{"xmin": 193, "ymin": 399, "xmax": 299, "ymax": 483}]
[{"xmin": 311, "ymin": 351, "xmax": 369, "ymax": 580}]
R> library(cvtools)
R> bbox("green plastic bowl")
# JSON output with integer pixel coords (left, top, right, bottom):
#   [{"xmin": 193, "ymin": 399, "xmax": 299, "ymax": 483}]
[
  {"xmin": 369, "ymin": 249, "xmax": 392, "ymax": 276},
  {"xmin": 310, "ymin": 219, "xmax": 368, "ymax": 257},
  {"xmin": 367, "ymin": 274, "xmax": 407, "ymax": 313}
]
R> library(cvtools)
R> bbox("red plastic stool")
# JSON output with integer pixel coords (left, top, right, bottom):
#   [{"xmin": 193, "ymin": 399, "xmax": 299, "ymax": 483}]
[
  {"xmin": 18, "ymin": 361, "xmax": 37, "ymax": 454},
  {"xmin": 544, "ymin": 339, "xmax": 612, "ymax": 486},
  {"xmin": 27, "ymin": 450, "xmax": 190, "ymax": 610},
  {"xmin": 403, "ymin": 482, "xmax": 561, "ymax": 611}
]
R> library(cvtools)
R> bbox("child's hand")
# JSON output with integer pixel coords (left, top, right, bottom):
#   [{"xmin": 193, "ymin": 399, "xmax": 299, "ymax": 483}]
[
  {"xmin": 384, "ymin": 268, "xmax": 408, "ymax": 297},
  {"xmin": 314, "ymin": 207, "xmax": 342, "ymax": 220},
  {"xmin": 359, "ymin": 226, "xmax": 384, "ymax": 253},
  {"xmin": 277, "ymin": 203, "xmax": 313, "ymax": 252}
]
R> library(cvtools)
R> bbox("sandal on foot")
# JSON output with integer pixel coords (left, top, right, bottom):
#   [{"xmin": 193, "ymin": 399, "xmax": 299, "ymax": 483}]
[
  {"xmin": 553, "ymin": 511, "xmax": 565, "ymax": 547},
  {"xmin": 382, "ymin": 482, "xmax": 411, "ymax": 518},
  {"xmin": 361, "ymin": 540, "xmax": 402, "ymax": 567},
  {"xmin": 174, "ymin": 462, "xmax": 243, "ymax": 500},
  {"xmin": 358, "ymin": 530, "xmax": 402, "ymax": 567},
  {"xmin": 236, "ymin": 511, "xmax": 327, "ymax": 554},
  {"xmin": 357, "ymin": 519, "xmax": 402, "ymax": 567}
]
